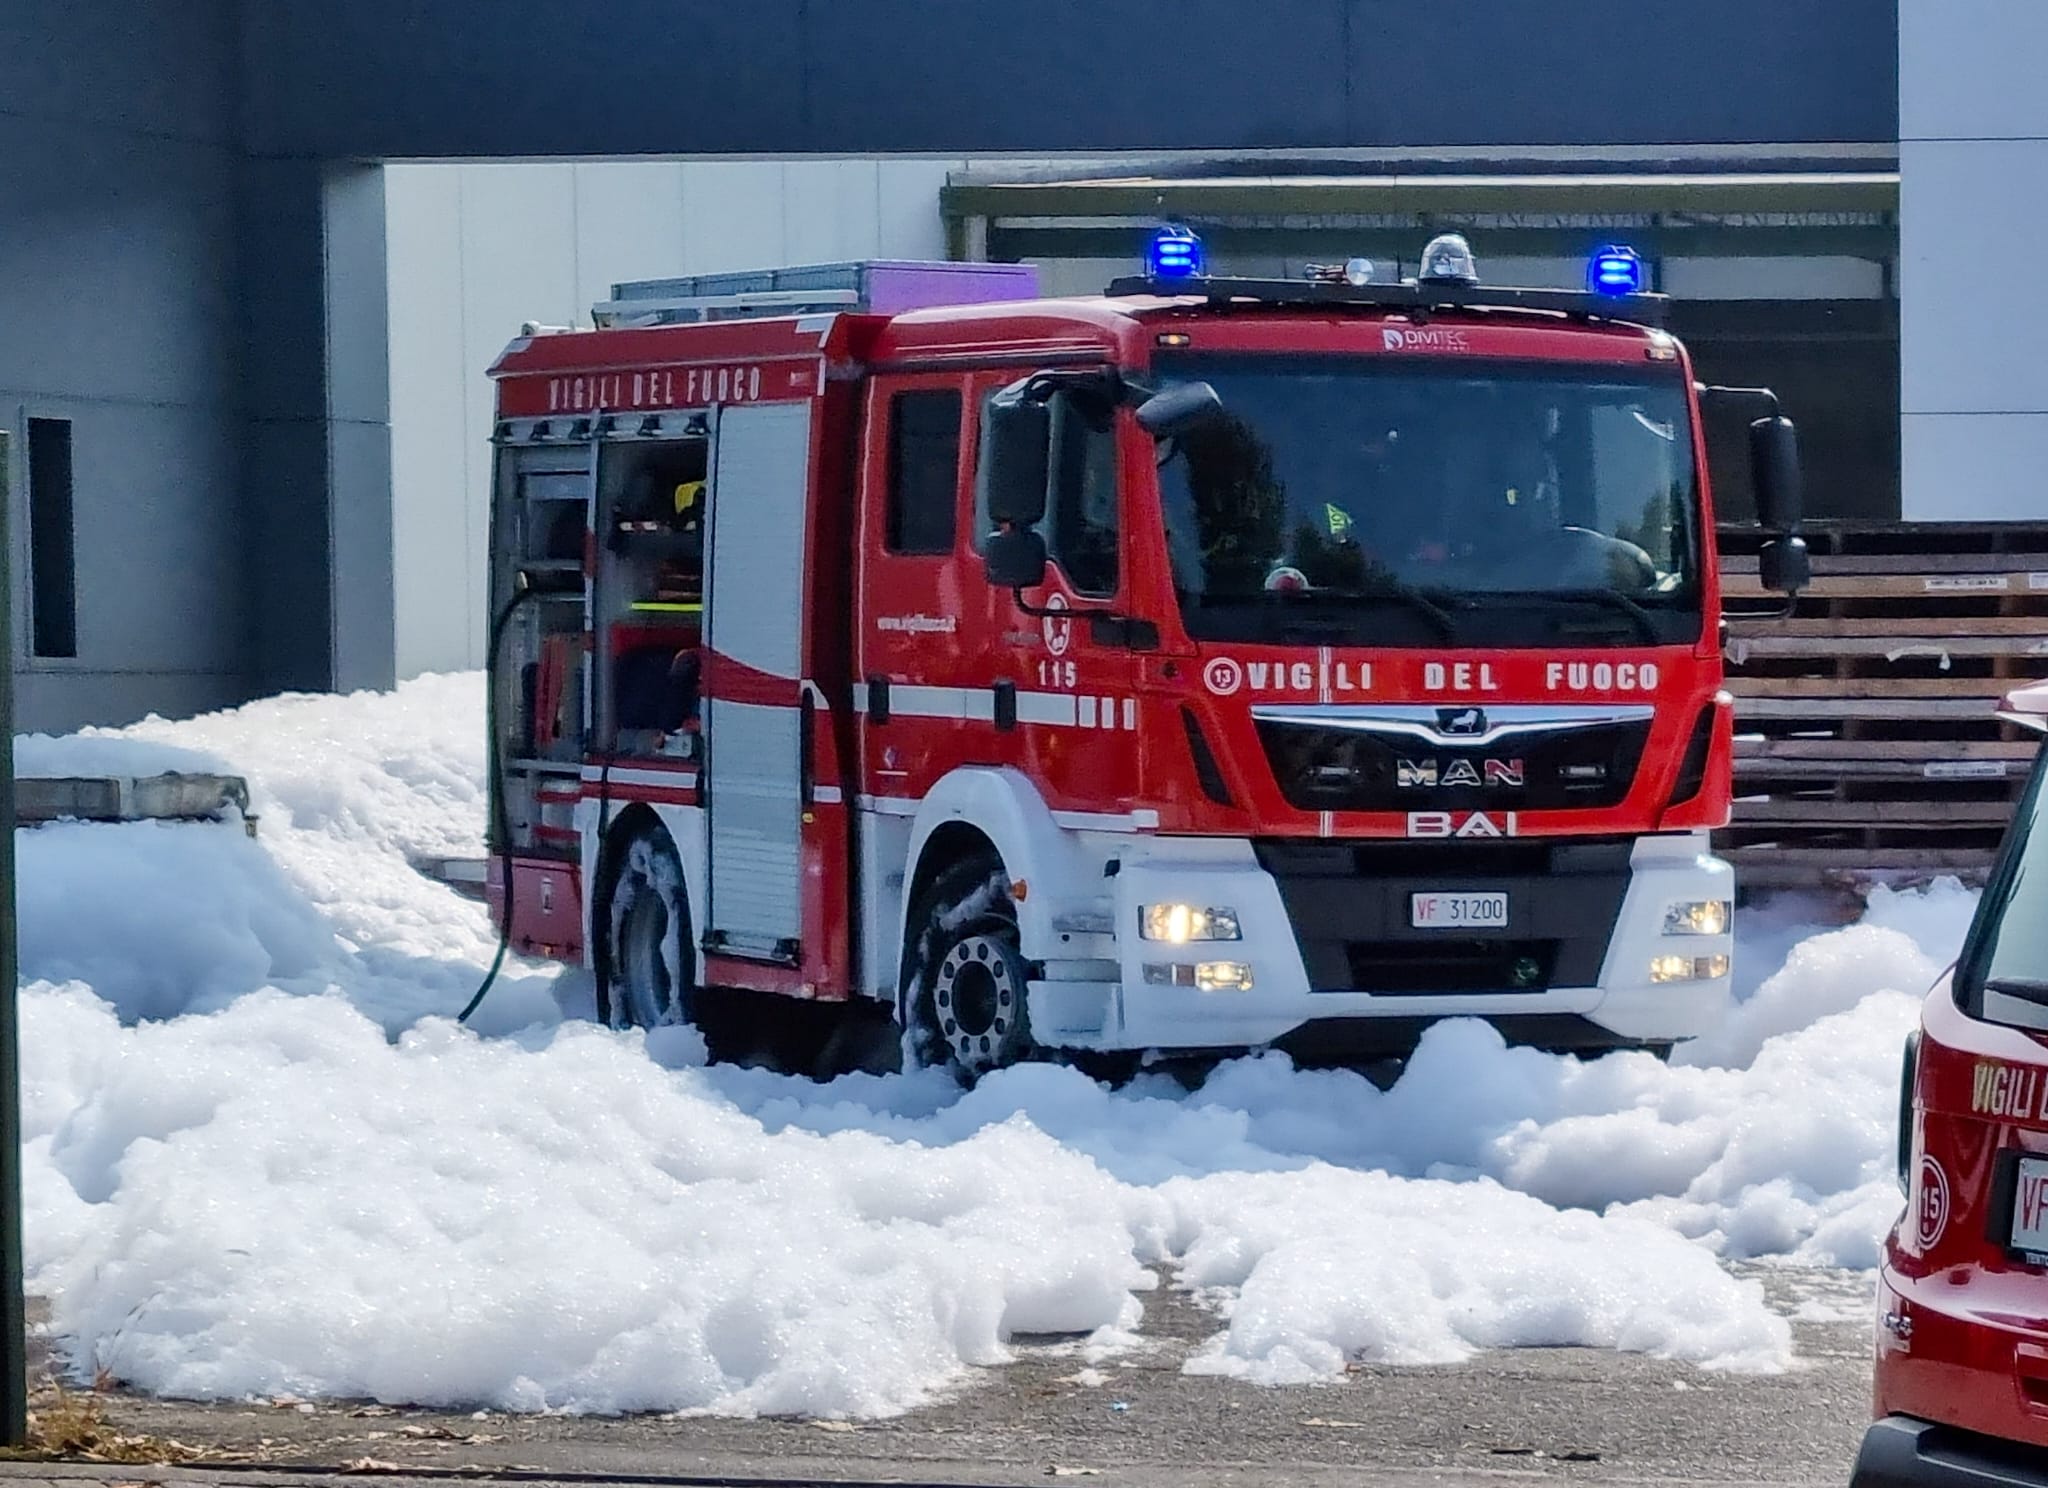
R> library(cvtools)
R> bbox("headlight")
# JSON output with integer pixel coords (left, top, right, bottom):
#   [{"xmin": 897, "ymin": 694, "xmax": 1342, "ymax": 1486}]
[
  {"xmin": 1664, "ymin": 900, "xmax": 1732, "ymax": 937},
  {"xmin": 1650, "ymin": 953, "xmax": 1730, "ymax": 984},
  {"xmin": 1140, "ymin": 904, "xmax": 1241, "ymax": 942}
]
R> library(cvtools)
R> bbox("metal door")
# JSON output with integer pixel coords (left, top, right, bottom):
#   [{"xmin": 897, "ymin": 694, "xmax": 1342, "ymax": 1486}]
[{"xmin": 704, "ymin": 401, "xmax": 813, "ymax": 955}]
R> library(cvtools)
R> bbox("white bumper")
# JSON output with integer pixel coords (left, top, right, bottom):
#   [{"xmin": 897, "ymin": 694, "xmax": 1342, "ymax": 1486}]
[{"xmin": 1028, "ymin": 832, "xmax": 1731, "ymax": 1054}]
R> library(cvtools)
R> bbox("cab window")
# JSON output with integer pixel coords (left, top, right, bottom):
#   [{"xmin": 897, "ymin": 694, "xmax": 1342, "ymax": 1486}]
[
  {"xmin": 1957, "ymin": 748, "xmax": 2048, "ymax": 1031},
  {"xmin": 973, "ymin": 383, "xmax": 1120, "ymax": 597},
  {"xmin": 885, "ymin": 389, "xmax": 962, "ymax": 555},
  {"xmin": 1043, "ymin": 390, "xmax": 1120, "ymax": 597}
]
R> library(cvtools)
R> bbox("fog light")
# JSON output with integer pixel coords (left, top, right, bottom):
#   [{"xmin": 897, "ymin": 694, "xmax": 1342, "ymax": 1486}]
[
  {"xmin": 1195, "ymin": 960, "xmax": 1254, "ymax": 992},
  {"xmin": 1650, "ymin": 953, "xmax": 1730, "ymax": 984},
  {"xmin": 1140, "ymin": 904, "xmax": 1242, "ymax": 942},
  {"xmin": 1143, "ymin": 961, "xmax": 1254, "ymax": 992},
  {"xmin": 1663, "ymin": 899, "xmax": 1732, "ymax": 937}
]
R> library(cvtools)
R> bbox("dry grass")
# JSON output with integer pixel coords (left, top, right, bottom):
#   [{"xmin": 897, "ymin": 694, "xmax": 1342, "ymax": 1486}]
[{"xmin": 0, "ymin": 1383, "xmax": 211, "ymax": 1464}]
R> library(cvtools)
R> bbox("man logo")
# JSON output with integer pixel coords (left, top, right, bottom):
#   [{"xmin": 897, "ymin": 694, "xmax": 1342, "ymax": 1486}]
[
  {"xmin": 1396, "ymin": 758, "xmax": 1525, "ymax": 789},
  {"xmin": 1437, "ymin": 707, "xmax": 1486, "ymax": 737}
]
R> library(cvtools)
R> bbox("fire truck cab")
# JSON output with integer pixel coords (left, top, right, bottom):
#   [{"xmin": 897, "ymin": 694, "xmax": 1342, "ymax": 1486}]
[
  {"xmin": 483, "ymin": 236, "xmax": 1807, "ymax": 1075},
  {"xmin": 1857, "ymin": 679, "xmax": 2048, "ymax": 1488}
]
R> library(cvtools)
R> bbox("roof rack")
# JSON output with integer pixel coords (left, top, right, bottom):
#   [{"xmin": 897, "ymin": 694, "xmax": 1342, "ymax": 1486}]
[
  {"xmin": 1102, "ymin": 275, "xmax": 1670, "ymax": 329},
  {"xmin": 593, "ymin": 260, "xmax": 1039, "ymax": 327}
]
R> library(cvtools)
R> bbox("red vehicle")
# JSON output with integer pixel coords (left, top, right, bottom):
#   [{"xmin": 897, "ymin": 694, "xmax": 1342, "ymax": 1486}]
[
  {"xmin": 480, "ymin": 233, "xmax": 1808, "ymax": 1074},
  {"xmin": 1857, "ymin": 679, "xmax": 2048, "ymax": 1487}
]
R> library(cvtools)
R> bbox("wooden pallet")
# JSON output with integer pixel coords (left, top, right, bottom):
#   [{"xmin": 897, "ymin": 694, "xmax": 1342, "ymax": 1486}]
[{"xmin": 1714, "ymin": 521, "xmax": 2048, "ymax": 891}]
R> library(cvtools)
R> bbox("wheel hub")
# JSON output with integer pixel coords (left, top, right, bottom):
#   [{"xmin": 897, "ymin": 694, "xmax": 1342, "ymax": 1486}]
[{"xmin": 931, "ymin": 933, "xmax": 1025, "ymax": 1072}]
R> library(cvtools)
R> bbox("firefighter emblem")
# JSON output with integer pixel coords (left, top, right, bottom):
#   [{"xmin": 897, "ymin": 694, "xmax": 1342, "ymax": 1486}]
[{"xmin": 1043, "ymin": 592, "xmax": 1072, "ymax": 656}]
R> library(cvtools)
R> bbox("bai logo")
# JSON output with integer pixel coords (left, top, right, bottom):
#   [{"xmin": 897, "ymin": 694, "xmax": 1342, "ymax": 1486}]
[
  {"xmin": 1406, "ymin": 811, "xmax": 1518, "ymax": 839},
  {"xmin": 1382, "ymin": 325, "xmax": 1471, "ymax": 354}
]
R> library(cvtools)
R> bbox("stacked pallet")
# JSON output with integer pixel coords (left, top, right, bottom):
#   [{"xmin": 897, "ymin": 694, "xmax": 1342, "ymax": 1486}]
[{"xmin": 1715, "ymin": 521, "xmax": 2048, "ymax": 891}]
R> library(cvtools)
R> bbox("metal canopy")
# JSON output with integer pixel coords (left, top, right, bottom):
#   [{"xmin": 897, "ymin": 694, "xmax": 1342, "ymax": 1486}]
[
  {"xmin": 944, "ymin": 170, "xmax": 1902, "ymax": 268},
  {"xmin": 945, "ymin": 171, "xmax": 1900, "ymax": 221}
]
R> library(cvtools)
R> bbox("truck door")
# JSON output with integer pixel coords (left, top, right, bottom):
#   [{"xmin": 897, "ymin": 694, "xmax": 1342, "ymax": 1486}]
[
  {"xmin": 856, "ymin": 368, "xmax": 1139, "ymax": 807},
  {"xmin": 703, "ymin": 399, "xmax": 814, "ymax": 961}
]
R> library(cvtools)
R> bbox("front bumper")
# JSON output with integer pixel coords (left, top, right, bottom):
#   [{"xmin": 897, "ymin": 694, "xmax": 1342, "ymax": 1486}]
[
  {"xmin": 1029, "ymin": 831, "xmax": 1730, "ymax": 1055},
  {"xmin": 1852, "ymin": 1417, "xmax": 2048, "ymax": 1488}
]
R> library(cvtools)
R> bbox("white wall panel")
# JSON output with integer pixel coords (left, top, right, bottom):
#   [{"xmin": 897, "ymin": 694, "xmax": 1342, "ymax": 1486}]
[
  {"xmin": 1903, "ymin": 413, "xmax": 2048, "ymax": 522},
  {"xmin": 1901, "ymin": 140, "xmax": 2048, "ymax": 418},
  {"xmin": 1900, "ymin": 2, "xmax": 2048, "ymax": 521},
  {"xmin": 677, "ymin": 162, "xmax": 791, "ymax": 275},
  {"xmin": 569, "ymin": 162, "xmax": 689, "ymax": 319},
  {"xmin": 385, "ymin": 165, "xmax": 471, "ymax": 679},
  {"xmin": 1900, "ymin": 0, "xmax": 2048, "ymax": 144}
]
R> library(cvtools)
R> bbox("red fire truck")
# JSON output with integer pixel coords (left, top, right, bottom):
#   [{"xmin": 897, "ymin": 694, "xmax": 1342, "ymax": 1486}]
[
  {"xmin": 1856, "ymin": 679, "xmax": 2048, "ymax": 1488},
  {"xmin": 482, "ymin": 232, "xmax": 1809, "ymax": 1074}
]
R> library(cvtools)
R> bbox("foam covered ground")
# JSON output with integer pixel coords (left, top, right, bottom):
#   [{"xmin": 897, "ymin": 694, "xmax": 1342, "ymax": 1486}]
[{"xmin": 13, "ymin": 675, "xmax": 1977, "ymax": 1415}]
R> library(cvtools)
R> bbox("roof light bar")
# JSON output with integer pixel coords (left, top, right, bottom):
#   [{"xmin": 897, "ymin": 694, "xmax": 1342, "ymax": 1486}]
[
  {"xmin": 1148, "ymin": 224, "xmax": 1205, "ymax": 279},
  {"xmin": 1589, "ymin": 244, "xmax": 1648, "ymax": 296}
]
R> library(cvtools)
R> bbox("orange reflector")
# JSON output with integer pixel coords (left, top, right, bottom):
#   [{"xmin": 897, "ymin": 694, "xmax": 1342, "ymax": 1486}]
[{"xmin": 1010, "ymin": 879, "xmax": 1030, "ymax": 901}]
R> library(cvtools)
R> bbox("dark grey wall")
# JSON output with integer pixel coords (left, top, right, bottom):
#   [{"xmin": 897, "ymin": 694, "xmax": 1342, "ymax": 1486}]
[
  {"xmin": 238, "ymin": 0, "xmax": 1897, "ymax": 160},
  {"xmin": 2, "ymin": 0, "xmax": 250, "ymax": 732}
]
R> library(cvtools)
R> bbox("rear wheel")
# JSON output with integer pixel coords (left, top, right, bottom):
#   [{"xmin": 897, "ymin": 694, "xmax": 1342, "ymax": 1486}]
[
  {"xmin": 905, "ymin": 853, "xmax": 1039, "ymax": 1079},
  {"xmin": 600, "ymin": 827, "xmax": 696, "ymax": 1030}
]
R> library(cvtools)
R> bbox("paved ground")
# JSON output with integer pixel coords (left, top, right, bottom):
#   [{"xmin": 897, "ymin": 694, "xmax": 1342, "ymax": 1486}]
[{"xmin": 7, "ymin": 1267, "xmax": 1876, "ymax": 1488}]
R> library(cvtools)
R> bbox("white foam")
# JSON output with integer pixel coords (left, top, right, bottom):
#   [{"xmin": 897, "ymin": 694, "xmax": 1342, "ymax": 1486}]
[{"xmin": 12, "ymin": 676, "xmax": 1988, "ymax": 1411}]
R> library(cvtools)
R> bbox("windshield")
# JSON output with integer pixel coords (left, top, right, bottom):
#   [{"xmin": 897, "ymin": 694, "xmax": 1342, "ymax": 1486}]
[
  {"xmin": 1154, "ymin": 353, "xmax": 1702, "ymax": 647},
  {"xmin": 1957, "ymin": 748, "xmax": 2048, "ymax": 1035}
]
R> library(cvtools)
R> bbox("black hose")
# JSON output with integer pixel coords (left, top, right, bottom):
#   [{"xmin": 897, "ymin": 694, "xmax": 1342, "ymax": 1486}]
[{"xmin": 458, "ymin": 580, "xmax": 541, "ymax": 1025}]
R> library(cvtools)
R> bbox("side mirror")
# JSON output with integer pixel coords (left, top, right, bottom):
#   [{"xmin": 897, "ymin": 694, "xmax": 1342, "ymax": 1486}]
[
  {"xmin": 984, "ymin": 528, "xmax": 1048, "ymax": 590},
  {"xmin": 1135, "ymin": 381, "xmax": 1223, "ymax": 439},
  {"xmin": 1758, "ymin": 535, "xmax": 1811, "ymax": 596},
  {"xmin": 981, "ymin": 391, "xmax": 1051, "ymax": 528},
  {"xmin": 1750, "ymin": 415, "xmax": 1803, "ymax": 532}
]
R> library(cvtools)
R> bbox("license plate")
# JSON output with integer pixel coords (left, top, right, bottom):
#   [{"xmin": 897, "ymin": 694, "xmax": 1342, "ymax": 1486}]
[
  {"xmin": 2011, "ymin": 1156, "xmax": 2048, "ymax": 1259},
  {"xmin": 1410, "ymin": 892, "xmax": 1509, "ymax": 930}
]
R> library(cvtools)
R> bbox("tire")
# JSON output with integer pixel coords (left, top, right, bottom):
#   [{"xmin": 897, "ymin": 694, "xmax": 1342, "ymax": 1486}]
[
  {"xmin": 600, "ymin": 827, "xmax": 695, "ymax": 1030},
  {"xmin": 904, "ymin": 852, "xmax": 1038, "ymax": 1079}
]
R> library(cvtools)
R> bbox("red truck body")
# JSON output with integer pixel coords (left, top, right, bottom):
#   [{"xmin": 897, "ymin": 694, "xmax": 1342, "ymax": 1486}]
[
  {"xmin": 1856, "ymin": 680, "xmax": 2048, "ymax": 1488},
  {"xmin": 481, "ymin": 249, "xmax": 1765, "ymax": 1072}
]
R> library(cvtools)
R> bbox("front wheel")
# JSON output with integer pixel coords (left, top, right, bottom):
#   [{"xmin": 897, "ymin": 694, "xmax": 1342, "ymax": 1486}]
[
  {"xmin": 904, "ymin": 853, "xmax": 1039, "ymax": 1079},
  {"xmin": 600, "ymin": 827, "xmax": 696, "ymax": 1030}
]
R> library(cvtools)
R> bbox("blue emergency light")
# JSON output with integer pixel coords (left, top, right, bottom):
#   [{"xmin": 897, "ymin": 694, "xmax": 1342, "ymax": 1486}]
[
  {"xmin": 1149, "ymin": 225, "xmax": 1205, "ymax": 279},
  {"xmin": 1588, "ymin": 244, "xmax": 1647, "ymax": 295}
]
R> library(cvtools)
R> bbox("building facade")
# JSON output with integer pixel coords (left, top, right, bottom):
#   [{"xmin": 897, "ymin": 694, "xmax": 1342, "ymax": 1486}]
[{"xmin": 6, "ymin": 0, "xmax": 1957, "ymax": 731}]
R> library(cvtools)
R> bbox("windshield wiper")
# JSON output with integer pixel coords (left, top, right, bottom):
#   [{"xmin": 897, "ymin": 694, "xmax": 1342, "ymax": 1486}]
[
  {"xmin": 1463, "ymin": 587, "xmax": 1662, "ymax": 645},
  {"xmin": 1985, "ymin": 977, "xmax": 2048, "ymax": 1007},
  {"xmin": 1263, "ymin": 583, "xmax": 1458, "ymax": 641}
]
